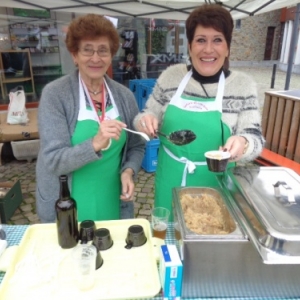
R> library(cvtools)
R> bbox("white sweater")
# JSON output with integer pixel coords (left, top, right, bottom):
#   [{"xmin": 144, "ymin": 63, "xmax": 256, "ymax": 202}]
[{"xmin": 134, "ymin": 63, "xmax": 265, "ymax": 162}]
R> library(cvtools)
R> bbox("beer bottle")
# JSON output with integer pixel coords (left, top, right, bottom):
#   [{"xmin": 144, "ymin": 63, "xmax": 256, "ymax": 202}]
[{"xmin": 55, "ymin": 175, "xmax": 79, "ymax": 249}]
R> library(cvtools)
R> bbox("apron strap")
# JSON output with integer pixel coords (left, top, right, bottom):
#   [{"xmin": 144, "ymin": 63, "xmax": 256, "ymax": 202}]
[
  {"xmin": 173, "ymin": 70, "xmax": 193, "ymax": 100},
  {"xmin": 103, "ymin": 79, "xmax": 120, "ymax": 117},
  {"xmin": 171, "ymin": 70, "xmax": 225, "ymax": 114},
  {"xmin": 163, "ymin": 146, "xmax": 206, "ymax": 186},
  {"xmin": 215, "ymin": 71, "xmax": 225, "ymax": 113}
]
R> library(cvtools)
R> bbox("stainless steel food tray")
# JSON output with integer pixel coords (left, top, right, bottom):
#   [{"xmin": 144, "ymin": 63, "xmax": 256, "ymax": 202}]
[
  {"xmin": 173, "ymin": 186, "xmax": 245, "ymax": 240},
  {"xmin": 221, "ymin": 166, "xmax": 300, "ymax": 264}
]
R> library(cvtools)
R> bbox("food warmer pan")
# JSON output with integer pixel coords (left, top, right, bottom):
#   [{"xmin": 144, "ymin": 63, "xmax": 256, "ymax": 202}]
[{"xmin": 173, "ymin": 166, "xmax": 300, "ymax": 298}]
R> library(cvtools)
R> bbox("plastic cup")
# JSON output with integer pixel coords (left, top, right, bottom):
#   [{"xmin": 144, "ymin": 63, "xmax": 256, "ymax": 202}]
[
  {"xmin": 93, "ymin": 228, "xmax": 113, "ymax": 251},
  {"xmin": 151, "ymin": 207, "xmax": 170, "ymax": 240},
  {"xmin": 79, "ymin": 220, "xmax": 96, "ymax": 244},
  {"xmin": 204, "ymin": 150, "xmax": 231, "ymax": 172},
  {"xmin": 125, "ymin": 225, "xmax": 147, "ymax": 249},
  {"xmin": 72, "ymin": 244, "xmax": 97, "ymax": 290}
]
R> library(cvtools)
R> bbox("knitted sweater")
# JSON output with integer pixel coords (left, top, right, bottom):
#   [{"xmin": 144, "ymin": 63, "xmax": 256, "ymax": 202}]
[
  {"xmin": 134, "ymin": 63, "xmax": 264, "ymax": 161},
  {"xmin": 36, "ymin": 70, "xmax": 145, "ymax": 222}
]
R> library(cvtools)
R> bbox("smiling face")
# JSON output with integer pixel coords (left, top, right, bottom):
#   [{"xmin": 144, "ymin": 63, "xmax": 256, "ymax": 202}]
[
  {"xmin": 188, "ymin": 25, "xmax": 229, "ymax": 77},
  {"xmin": 72, "ymin": 36, "xmax": 112, "ymax": 84}
]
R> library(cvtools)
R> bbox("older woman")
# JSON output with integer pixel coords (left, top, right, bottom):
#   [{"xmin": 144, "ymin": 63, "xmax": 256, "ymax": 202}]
[
  {"xmin": 36, "ymin": 14, "xmax": 145, "ymax": 223},
  {"xmin": 134, "ymin": 4, "xmax": 265, "ymax": 220}
]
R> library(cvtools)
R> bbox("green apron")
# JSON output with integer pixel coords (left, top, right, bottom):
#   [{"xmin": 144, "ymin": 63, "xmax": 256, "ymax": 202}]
[
  {"xmin": 155, "ymin": 70, "xmax": 234, "ymax": 220},
  {"xmin": 71, "ymin": 77, "xmax": 126, "ymax": 221}
]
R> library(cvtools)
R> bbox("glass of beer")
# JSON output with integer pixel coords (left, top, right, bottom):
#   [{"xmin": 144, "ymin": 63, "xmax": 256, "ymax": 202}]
[{"xmin": 151, "ymin": 207, "xmax": 170, "ymax": 240}]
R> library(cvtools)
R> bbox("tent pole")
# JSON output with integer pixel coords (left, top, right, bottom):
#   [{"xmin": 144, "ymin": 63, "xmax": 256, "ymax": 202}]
[
  {"xmin": 148, "ymin": 19, "xmax": 152, "ymax": 55},
  {"xmin": 285, "ymin": 3, "xmax": 300, "ymax": 90}
]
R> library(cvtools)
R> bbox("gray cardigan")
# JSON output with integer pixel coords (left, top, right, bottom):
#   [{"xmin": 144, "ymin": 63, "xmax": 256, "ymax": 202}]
[{"xmin": 36, "ymin": 70, "xmax": 145, "ymax": 222}]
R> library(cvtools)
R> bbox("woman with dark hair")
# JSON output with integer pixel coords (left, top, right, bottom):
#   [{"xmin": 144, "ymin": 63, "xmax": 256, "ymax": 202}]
[
  {"xmin": 134, "ymin": 4, "xmax": 264, "ymax": 219},
  {"xmin": 36, "ymin": 14, "xmax": 145, "ymax": 223}
]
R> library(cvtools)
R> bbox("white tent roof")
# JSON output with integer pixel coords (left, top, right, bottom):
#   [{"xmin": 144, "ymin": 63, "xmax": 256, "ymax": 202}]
[{"xmin": 1, "ymin": 0, "xmax": 299, "ymax": 20}]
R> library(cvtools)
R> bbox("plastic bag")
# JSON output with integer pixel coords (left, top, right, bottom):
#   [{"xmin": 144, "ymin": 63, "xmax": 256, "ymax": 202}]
[{"xmin": 7, "ymin": 86, "xmax": 28, "ymax": 125}]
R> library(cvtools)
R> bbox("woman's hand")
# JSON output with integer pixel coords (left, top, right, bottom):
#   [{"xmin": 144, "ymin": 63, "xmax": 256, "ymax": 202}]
[
  {"xmin": 221, "ymin": 136, "xmax": 248, "ymax": 162},
  {"xmin": 120, "ymin": 168, "xmax": 135, "ymax": 201},
  {"xmin": 136, "ymin": 115, "xmax": 159, "ymax": 137},
  {"xmin": 92, "ymin": 119, "xmax": 126, "ymax": 152}
]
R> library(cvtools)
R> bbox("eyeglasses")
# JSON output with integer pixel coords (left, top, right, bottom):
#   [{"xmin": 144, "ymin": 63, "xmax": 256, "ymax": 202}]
[{"xmin": 79, "ymin": 47, "xmax": 111, "ymax": 57}]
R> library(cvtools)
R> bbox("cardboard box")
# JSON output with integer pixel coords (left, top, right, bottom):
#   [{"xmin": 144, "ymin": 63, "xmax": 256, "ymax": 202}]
[
  {"xmin": 0, "ymin": 109, "xmax": 39, "ymax": 142},
  {"xmin": 0, "ymin": 181, "xmax": 23, "ymax": 223},
  {"xmin": 159, "ymin": 244, "xmax": 183, "ymax": 300}
]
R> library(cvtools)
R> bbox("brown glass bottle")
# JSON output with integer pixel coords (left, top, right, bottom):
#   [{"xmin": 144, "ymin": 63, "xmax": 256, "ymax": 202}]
[{"xmin": 55, "ymin": 175, "xmax": 79, "ymax": 249}]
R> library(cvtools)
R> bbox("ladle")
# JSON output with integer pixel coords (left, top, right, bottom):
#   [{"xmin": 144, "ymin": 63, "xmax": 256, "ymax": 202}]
[
  {"xmin": 156, "ymin": 129, "xmax": 196, "ymax": 146},
  {"xmin": 123, "ymin": 128, "xmax": 150, "ymax": 141}
]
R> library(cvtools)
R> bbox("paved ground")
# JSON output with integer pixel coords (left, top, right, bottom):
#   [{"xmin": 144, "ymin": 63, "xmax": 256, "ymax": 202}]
[
  {"xmin": 0, "ymin": 160, "xmax": 155, "ymax": 224},
  {"xmin": 1, "ymin": 65, "xmax": 300, "ymax": 225}
]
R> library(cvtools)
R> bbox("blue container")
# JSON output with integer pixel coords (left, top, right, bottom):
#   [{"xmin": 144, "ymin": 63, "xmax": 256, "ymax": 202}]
[
  {"xmin": 139, "ymin": 83, "xmax": 155, "ymax": 111},
  {"xmin": 142, "ymin": 138, "xmax": 160, "ymax": 172},
  {"xmin": 129, "ymin": 79, "xmax": 156, "ymax": 111}
]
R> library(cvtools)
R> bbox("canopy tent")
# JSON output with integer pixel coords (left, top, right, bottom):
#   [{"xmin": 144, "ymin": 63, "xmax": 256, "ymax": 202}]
[{"xmin": 0, "ymin": 0, "xmax": 299, "ymax": 20}]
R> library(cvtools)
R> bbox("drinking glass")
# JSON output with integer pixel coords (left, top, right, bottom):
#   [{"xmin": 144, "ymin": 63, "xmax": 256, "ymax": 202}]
[
  {"xmin": 72, "ymin": 244, "xmax": 97, "ymax": 290},
  {"xmin": 151, "ymin": 207, "xmax": 170, "ymax": 240}
]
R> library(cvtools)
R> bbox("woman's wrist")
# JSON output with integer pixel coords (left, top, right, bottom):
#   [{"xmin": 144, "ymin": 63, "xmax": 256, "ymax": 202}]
[
  {"xmin": 92, "ymin": 137, "xmax": 111, "ymax": 152},
  {"xmin": 101, "ymin": 138, "xmax": 111, "ymax": 151},
  {"xmin": 122, "ymin": 168, "xmax": 135, "ymax": 177}
]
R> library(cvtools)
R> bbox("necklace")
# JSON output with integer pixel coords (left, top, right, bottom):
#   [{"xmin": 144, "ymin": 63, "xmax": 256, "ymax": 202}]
[{"xmin": 88, "ymin": 89, "xmax": 102, "ymax": 96}]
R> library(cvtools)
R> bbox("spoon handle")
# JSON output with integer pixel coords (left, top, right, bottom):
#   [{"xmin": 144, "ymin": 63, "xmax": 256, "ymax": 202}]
[
  {"xmin": 123, "ymin": 128, "xmax": 150, "ymax": 141},
  {"xmin": 155, "ymin": 130, "xmax": 168, "ymax": 139}
]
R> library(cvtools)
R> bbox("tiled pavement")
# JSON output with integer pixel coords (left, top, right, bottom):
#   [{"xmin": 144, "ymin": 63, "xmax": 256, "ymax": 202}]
[
  {"xmin": 1, "ymin": 65, "xmax": 300, "ymax": 226},
  {"xmin": 0, "ymin": 160, "xmax": 155, "ymax": 225}
]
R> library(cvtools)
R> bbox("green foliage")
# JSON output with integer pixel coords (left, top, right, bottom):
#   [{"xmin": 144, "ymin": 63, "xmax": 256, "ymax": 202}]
[{"xmin": 146, "ymin": 29, "xmax": 168, "ymax": 54}]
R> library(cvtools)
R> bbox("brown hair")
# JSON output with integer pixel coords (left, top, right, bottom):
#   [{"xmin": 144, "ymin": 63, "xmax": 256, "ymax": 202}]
[
  {"xmin": 186, "ymin": 4, "xmax": 233, "ymax": 69},
  {"xmin": 65, "ymin": 14, "xmax": 119, "ymax": 56}
]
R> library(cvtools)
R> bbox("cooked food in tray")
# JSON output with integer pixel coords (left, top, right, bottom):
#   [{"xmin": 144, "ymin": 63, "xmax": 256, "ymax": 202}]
[{"xmin": 180, "ymin": 189, "xmax": 236, "ymax": 235}]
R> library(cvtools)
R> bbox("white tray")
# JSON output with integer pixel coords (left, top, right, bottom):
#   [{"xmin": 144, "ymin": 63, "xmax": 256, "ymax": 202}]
[{"xmin": 0, "ymin": 219, "xmax": 161, "ymax": 300}]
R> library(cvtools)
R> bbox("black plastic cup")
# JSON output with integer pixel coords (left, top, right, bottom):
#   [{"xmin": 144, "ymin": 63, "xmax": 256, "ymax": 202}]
[
  {"xmin": 79, "ymin": 220, "xmax": 96, "ymax": 244},
  {"xmin": 93, "ymin": 228, "xmax": 113, "ymax": 251},
  {"xmin": 95, "ymin": 248, "xmax": 104, "ymax": 270},
  {"xmin": 205, "ymin": 150, "xmax": 231, "ymax": 172},
  {"xmin": 125, "ymin": 225, "xmax": 147, "ymax": 249}
]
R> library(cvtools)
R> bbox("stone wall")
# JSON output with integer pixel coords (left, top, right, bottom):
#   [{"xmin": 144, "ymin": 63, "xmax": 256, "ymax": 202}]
[{"xmin": 230, "ymin": 9, "xmax": 282, "ymax": 61}]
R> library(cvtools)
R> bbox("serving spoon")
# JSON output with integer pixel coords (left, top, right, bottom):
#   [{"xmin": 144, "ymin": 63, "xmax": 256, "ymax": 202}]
[
  {"xmin": 156, "ymin": 129, "xmax": 196, "ymax": 146},
  {"xmin": 123, "ymin": 127, "xmax": 150, "ymax": 141}
]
